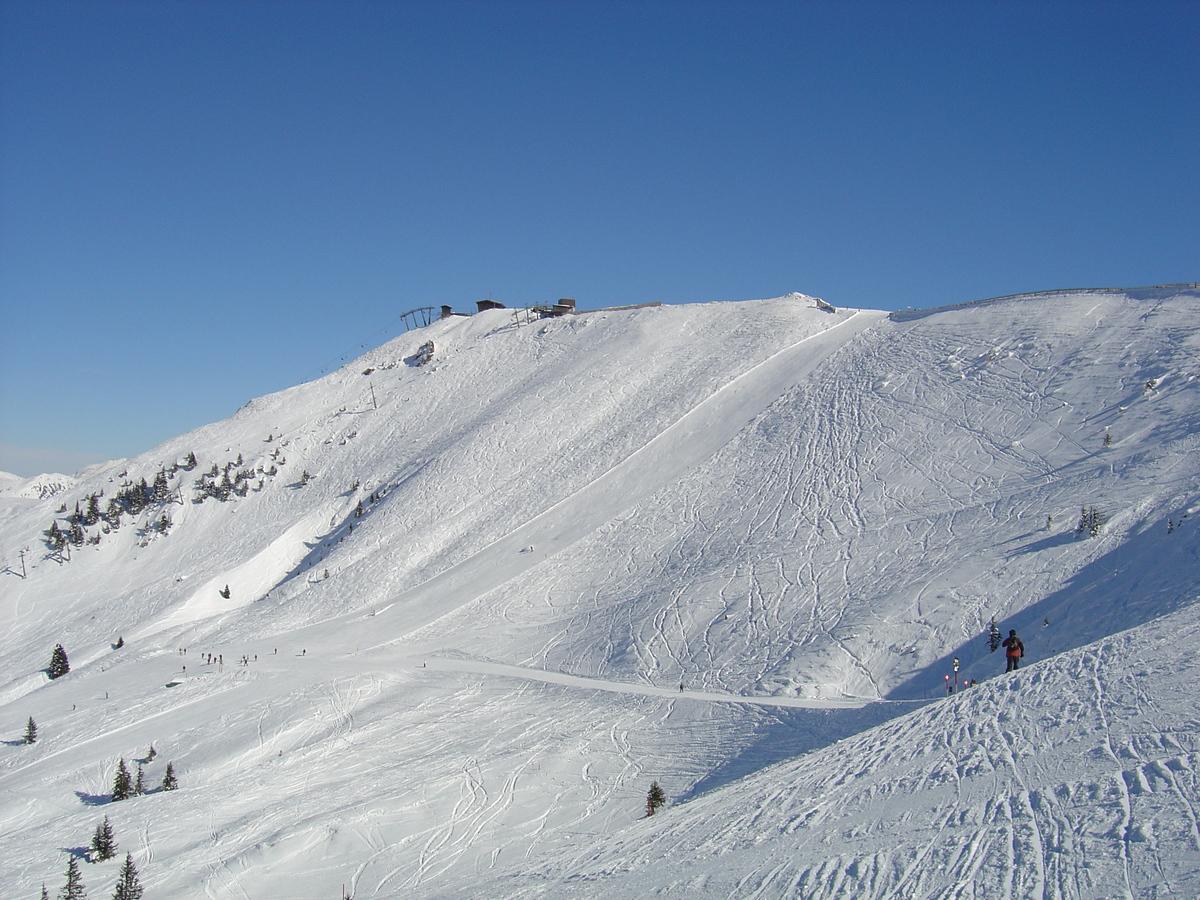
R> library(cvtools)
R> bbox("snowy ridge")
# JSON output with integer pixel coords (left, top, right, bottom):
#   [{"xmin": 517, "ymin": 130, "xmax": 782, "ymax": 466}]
[
  {"xmin": 2, "ymin": 288, "xmax": 1199, "ymax": 899},
  {"xmin": 0, "ymin": 471, "xmax": 76, "ymax": 500}
]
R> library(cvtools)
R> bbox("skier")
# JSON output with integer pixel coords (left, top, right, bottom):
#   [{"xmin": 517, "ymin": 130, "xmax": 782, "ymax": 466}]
[{"xmin": 1001, "ymin": 630, "xmax": 1024, "ymax": 672}]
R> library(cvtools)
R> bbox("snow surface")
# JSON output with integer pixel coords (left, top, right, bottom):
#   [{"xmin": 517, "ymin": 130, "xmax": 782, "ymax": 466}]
[{"xmin": 2, "ymin": 289, "xmax": 1199, "ymax": 899}]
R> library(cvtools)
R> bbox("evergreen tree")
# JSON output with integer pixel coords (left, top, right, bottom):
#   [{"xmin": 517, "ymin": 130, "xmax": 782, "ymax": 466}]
[
  {"xmin": 103, "ymin": 499, "xmax": 124, "ymax": 529},
  {"xmin": 645, "ymin": 781, "xmax": 667, "ymax": 817},
  {"xmin": 133, "ymin": 764, "xmax": 145, "ymax": 796},
  {"xmin": 83, "ymin": 494, "xmax": 101, "ymax": 526},
  {"xmin": 1076, "ymin": 506, "xmax": 1105, "ymax": 537},
  {"xmin": 24, "ymin": 716, "xmax": 37, "ymax": 744},
  {"xmin": 144, "ymin": 744, "xmax": 156, "ymax": 762},
  {"xmin": 44, "ymin": 521, "xmax": 67, "ymax": 551},
  {"xmin": 161, "ymin": 761, "xmax": 178, "ymax": 791},
  {"xmin": 110, "ymin": 853, "xmax": 143, "ymax": 900},
  {"xmin": 57, "ymin": 856, "xmax": 87, "ymax": 900},
  {"xmin": 40, "ymin": 883, "xmax": 50, "ymax": 900},
  {"xmin": 111, "ymin": 759, "xmax": 132, "ymax": 802},
  {"xmin": 150, "ymin": 470, "xmax": 171, "ymax": 504},
  {"xmin": 90, "ymin": 816, "xmax": 117, "ymax": 861},
  {"xmin": 987, "ymin": 619, "xmax": 1002, "ymax": 653},
  {"xmin": 48, "ymin": 644, "xmax": 70, "ymax": 679},
  {"xmin": 217, "ymin": 470, "xmax": 234, "ymax": 500}
]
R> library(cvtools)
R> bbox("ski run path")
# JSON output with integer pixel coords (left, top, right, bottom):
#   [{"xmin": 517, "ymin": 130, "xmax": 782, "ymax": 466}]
[{"xmin": 3, "ymin": 288, "xmax": 1200, "ymax": 899}]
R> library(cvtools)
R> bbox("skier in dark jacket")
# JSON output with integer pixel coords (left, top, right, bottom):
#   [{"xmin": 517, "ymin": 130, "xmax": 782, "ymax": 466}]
[{"xmin": 1001, "ymin": 630, "xmax": 1024, "ymax": 672}]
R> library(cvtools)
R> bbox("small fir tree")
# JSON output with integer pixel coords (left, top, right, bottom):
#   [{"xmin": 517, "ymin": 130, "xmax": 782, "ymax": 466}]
[
  {"xmin": 145, "ymin": 744, "xmax": 156, "ymax": 762},
  {"xmin": 24, "ymin": 716, "xmax": 38, "ymax": 744},
  {"xmin": 161, "ymin": 761, "xmax": 178, "ymax": 791},
  {"xmin": 40, "ymin": 884, "xmax": 50, "ymax": 900},
  {"xmin": 48, "ymin": 644, "xmax": 70, "ymax": 679},
  {"xmin": 45, "ymin": 521, "xmax": 67, "ymax": 551},
  {"xmin": 645, "ymin": 781, "xmax": 667, "ymax": 817},
  {"xmin": 90, "ymin": 816, "xmax": 117, "ymax": 861},
  {"xmin": 987, "ymin": 619, "xmax": 1002, "ymax": 653},
  {"xmin": 111, "ymin": 759, "xmax": 132, "ymax": 802},
  {"xmin": 110, "ymin": 853, "xmax": 143, "ymax": 900},
  {"xmin": 57, "ymin": 856, "xmax": 87, "ymax": 900},
  {"xmin": 1076, "ymin": 506, "xmax": 1105, "ymax": 537},
  {"xmin": 133, "ymin": 764, "xmax": 145, "ymax": 796}
]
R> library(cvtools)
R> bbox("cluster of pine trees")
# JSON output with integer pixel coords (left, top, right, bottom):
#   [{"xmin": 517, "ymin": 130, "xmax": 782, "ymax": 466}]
[
  {"xmin": 191, "ymin": 453, "xmax": 274, "ymax": 502},
  {"xmin": 1077, "ymin": 505, "xmax": 1106, "ymax": 537},
  {"xmin": 110, "ymin": 753, "xmax": 177, "ymax": 801},
  {"xmin": 42, "ymin": 454, "xmax": 196, "ymax": 555}
]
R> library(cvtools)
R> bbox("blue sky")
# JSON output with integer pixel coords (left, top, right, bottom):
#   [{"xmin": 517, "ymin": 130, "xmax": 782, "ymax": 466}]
[{"xmin": 1, "ymin": 0, "xmax": 1197, "ymax": 478}]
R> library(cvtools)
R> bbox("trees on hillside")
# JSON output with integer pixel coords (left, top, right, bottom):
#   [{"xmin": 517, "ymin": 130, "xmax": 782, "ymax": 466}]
[{"xmin": 24, "ymin": 716, "xmax": 38, "ymax": 744}]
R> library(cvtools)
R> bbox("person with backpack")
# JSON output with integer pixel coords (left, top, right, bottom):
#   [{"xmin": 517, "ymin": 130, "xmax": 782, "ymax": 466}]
[{"xmin": 1001, "ymin": 629, "xmax": 1024, "ymax": 672}]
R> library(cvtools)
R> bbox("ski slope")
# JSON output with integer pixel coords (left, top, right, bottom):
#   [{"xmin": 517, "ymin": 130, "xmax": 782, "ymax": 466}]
[{"xmin": 2, "ymin": 287, "xmax": 1199, "ymax": 899}]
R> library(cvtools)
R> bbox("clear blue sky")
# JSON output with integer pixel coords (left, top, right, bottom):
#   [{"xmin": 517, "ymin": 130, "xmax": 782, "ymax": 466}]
[{"xmin": 1, "ymin": 0, "xmax": 1197, "ymax": 477}]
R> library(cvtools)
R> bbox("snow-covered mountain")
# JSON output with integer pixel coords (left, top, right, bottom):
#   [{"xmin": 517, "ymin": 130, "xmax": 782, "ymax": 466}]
[
  {"xmin": 2, "ymin": 287, "xmax": 1198, "ymax": 899},
  {"xmin": 0, "ymin": 471, "xmax": 76, "ymax": 501}
]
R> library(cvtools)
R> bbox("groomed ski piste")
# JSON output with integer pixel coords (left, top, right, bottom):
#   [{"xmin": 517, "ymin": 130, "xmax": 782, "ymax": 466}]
[{"xmin": 2, "ymin": 287, "xmax": 1199, "ymax": 899}]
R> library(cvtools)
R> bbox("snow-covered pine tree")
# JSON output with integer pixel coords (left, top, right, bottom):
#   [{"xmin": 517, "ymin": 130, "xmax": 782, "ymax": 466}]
[
  {"xmin": 40, "ymin": 883, "xmax": 49, "ymax": 900},
  {"xmin": 48, "ymin": 644, "xmax": 70, "ymax": 679},
  {"xmin": 133, "ymin": 764, "xmax": 145, "ymax": 796},
  {"xmin": 90, "ymin": 816, "xmax": 117, "ymax": 861},
  {"xmin": 987, "ymin": 619, "xmax": 1002, "ymax": 653},
  {"xmin": 1076, "ymin": 506, "xmax": 1105, "ymax": 537},
  {"xmin": 645, "ymin": 781, "xmax": 667, "ymax": 817},
  {"xmin": 150, "ymin": 470, "xmax": 171, "ymax": 504},
  {"xmin": 44, "ymin": 521, "xmax": 67, "ymax": 551},
  {"xmin": 161, "ymin": 762, "xmax": 178, "ymax": 791},
  {"xmin": 57, "ymin": 856, "xmax": 87, "ymax": 900},
  {"xmin": 110, "ymin": 853, "xmax": 143, "ymax": 900},
  {"xmin": 111, "ymin": 759, "xmax": 132, "ymax": 802},
  {"xmin": 24, "ymin": 716, "xmax": 37, "ymax": 744},
  {"xmin": 103, "ymin": 499, "xmax": 123, "ymax": 529},
  {"xmin": 83, "ymin": 494, "xmax": 101, "ymax": 526}
]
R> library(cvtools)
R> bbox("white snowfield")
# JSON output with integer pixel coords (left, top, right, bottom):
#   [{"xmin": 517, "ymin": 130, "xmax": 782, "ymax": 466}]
[{"xmin": 2, "ymin": 287, "xmax": 1199, "ymax": 899}]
